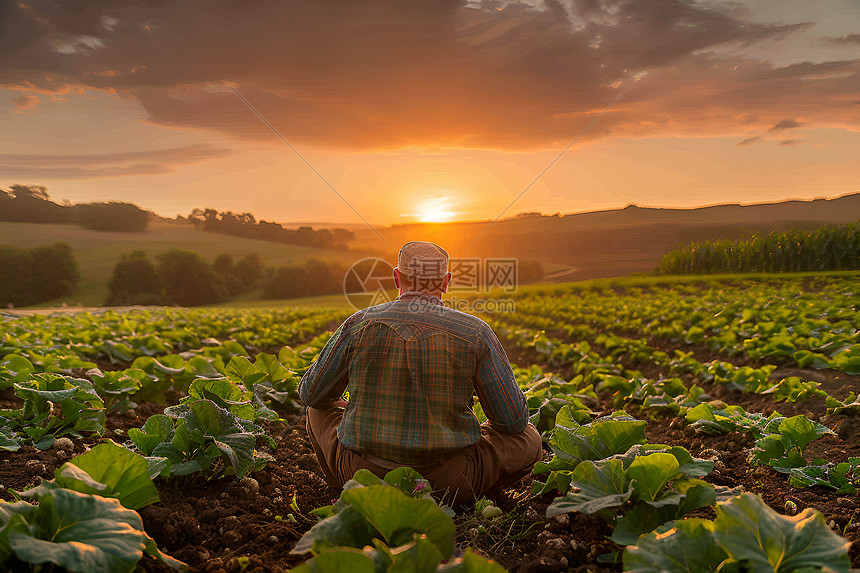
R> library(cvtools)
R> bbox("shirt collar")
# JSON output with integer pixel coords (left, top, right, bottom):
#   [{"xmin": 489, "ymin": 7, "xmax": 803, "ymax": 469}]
[{"xmin": 397, "ymin": 291, "xmax": 443, "ymax": 305}]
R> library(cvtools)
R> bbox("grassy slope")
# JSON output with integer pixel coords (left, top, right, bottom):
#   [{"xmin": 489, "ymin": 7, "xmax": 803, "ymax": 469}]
[{"xmin": 0, "ymin": 220, "xmax": 366, "ymax": 307}]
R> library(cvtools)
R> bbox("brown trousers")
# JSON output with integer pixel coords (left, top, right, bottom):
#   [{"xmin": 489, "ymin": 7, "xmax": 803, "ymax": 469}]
[{"xmin": 305, "ymin": 404, "xmax": 543, "ymax": 506}]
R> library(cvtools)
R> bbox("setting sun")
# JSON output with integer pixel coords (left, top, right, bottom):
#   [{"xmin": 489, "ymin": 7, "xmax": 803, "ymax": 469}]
[{"xmin": 417, "ymin": 197, "xmax": 456, "ymax": 223}]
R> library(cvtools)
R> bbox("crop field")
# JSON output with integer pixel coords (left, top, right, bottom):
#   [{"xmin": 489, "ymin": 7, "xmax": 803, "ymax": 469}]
[{"xmin": 1, "ymin": 274, "xmax": 859, "ymax": 572}]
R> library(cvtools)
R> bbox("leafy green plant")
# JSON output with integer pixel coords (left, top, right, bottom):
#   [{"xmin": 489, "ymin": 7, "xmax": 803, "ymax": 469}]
[
  {"xmin": 826, "ymin": 392, "xmax": 860, "ymax": 416},
  {"xmin": 522, "ymin": 374, "xmax": 595, "ymax": 434},
  {"xmin": 792, "ymin": 349, "xmax": 833, "ymax": 370},
  {"xmin": 641, "ymin": 383, "xmax": 708, "ymax": 418},
  {"xmin": 128, "ymin": 399, "xmax": 274, "ymax": 483},
  {"xmin": 684, "ymin": 403, "xmax": 783, "ymax": 436},
  {"xmin": 87, "ymin": 368, "xmax": 145, "ymax": 414},
  {"xmin": 50, "ymin": 440, "xmax": 160, "ymax": 510},
  {"xmin": 623, "ymin": 493, "xmax": 851, "ymax": 573},
  {"xmin": 703, "ymin": 362, "xmax": 777, "ymax": 393},
  {"xmin": 786, "ymin": 459, "xmax": 860, "ymax": 494},
  {"xmin": 532, "ymin": 411, "xmax": 647, "ymax": 495},
  {"xmin": 0, "ymin": 373, "xmax": 105, "ymax": 449},
  {"xmin": 167, "ymin": 377, "xmax": 258, "ymax": 421},
  {"xmin": 546, "ymin": 445, "xmax": 724, "ymax": 546},
  {"xmin": 0, "ymin": 425, "xmax": 18, "ymax": 452},
  {"xmin": 750, "ymin": 415, "xmax": 834, "ymax": 472},
  {"xmin": 831, "ymin": 344, "xmax": 860, "ymax": 375},
  {"xmin": 293, "ymin": 471, "xmax": 455, "ymax": 567},
  {"xmin": 0, "ymin": 484, "xmax": 185, "ymax": 572},
  {"xmin": 759, "ymin": 376, "xmax": 826, "ymax": 403},
  {"xmin": 294, "ymin": 468, "xmax": 504, "ymax": 572}
]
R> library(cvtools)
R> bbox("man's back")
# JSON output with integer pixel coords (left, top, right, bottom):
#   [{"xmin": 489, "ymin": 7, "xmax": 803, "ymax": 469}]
[{"xmin": 298, "ymin": 292, "xmax": 528, "ymax": 464}]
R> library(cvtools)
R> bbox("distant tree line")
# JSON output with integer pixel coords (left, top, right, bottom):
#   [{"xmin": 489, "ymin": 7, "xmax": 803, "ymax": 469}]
[
  {"xmin": 107, "ymin": 250, "xmax": 265, "ymax": 306},
  {"xmin": 262, "ymin": 259, "xmax": 347, "ymax": 299},
  {"xmin": 0, "ymin": 242, "xmax": 79, "ymax": 307},
  {"xmin": 0, "ymin": 185, "xmax": 150, "ymax": 232},
  {"xmin": 108, "ymin": 249, "xmax": 351, "ymax": 306},
  {"xmin": 658, "ymin": 223, "xmax": 860, "ymax": 275},
  {"xmin": 185, "ymin": 208, "xmax": 354, "ymax": 250}
]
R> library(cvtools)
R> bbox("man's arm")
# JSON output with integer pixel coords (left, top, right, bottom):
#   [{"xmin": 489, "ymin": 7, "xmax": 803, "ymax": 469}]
[
  {"xmin": 473, "ymin": 322, "xmax": 529, "ymax": 433},
  {"xmin": 298, "ymin": 319, "xmax": 352, "ymax": 408}
]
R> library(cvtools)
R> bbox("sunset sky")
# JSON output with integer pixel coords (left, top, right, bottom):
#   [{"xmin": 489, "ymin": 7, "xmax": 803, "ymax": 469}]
[{"xmin": 2, "ymin": 0, "xmax": 859, "ymax": 227}]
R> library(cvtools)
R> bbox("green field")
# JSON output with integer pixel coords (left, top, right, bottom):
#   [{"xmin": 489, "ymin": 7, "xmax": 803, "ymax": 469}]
[{"xmin": 0, "ymin": 220, "xmax": 371, "ymax": 307}]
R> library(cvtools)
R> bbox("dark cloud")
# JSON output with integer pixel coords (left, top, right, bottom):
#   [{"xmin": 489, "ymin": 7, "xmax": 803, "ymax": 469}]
[
  {"xmin": 0, "ymin": 144, "xmax": 232, "ymax": 178},
  {"xmin": 778, "ymin": 139, "xmax": 803, "ymax": 146},
  {"xmin": 770, "ymin": 119, "xmax": 802, "ymax": 131},
  {"xmin": 0, "ymin": 0, "xmax": 856, "ymax": 150},
  {"xmin": 737, "ymin": 136, "xmax": 760, "ymax": 146}
]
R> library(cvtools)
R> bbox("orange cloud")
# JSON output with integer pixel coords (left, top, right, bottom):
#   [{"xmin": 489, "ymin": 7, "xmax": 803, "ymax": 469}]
[{"xmin": 12, "ymin": 94, "xmax": 39, "ymax": 113}]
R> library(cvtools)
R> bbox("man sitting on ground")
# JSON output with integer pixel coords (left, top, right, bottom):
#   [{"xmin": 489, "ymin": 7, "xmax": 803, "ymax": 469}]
[{"xmin": 299, "ymin": 241, "xmax": 542, "ymax": 505}]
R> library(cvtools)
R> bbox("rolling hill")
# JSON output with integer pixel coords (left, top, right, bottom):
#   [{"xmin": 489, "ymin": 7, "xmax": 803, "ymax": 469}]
[{"xmin": 351, "ymin": 192, "xmax": 860, "ymax": 281}]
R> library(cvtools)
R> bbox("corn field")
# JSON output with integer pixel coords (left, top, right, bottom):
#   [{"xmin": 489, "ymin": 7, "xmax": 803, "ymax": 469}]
[{"xmin": 658, "ymin": 222, "xmax": 860, "ymax": 274}]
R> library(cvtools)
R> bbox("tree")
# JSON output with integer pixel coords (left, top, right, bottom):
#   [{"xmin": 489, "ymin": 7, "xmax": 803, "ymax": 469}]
[
  {"xmin": 157, "ymin": 249, "xmax": 228, "ymax": 306},
  {"xmin": 262, "ymin": 258, "xmax": 344, "ymax": 299},
  {"xmin": 235, "ymin": 253, "xmax": 264, "ymax": 290},
  {"xmin": 71, "ymin": 202, "xmax": 150, "ymax": 232},
  {"xmin": 106, "ymin": 251, "xmax": 162, "ymax": 305},
  {"xmin": 0, "ymin": 242, "xmax": 78, "ymax": 307},
  {"xmin": 0, "ymin": 185, "xmax": 69, "ymax": 223}
]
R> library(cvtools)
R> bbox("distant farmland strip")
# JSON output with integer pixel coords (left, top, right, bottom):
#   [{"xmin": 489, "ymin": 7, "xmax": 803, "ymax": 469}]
[{"xmin": 658, "ymin": 222, "xmax": 860, "ymax": 275}]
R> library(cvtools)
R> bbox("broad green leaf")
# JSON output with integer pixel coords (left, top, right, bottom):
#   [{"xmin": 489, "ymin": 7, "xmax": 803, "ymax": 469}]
[
  {"xmin": 753, "ymin": 435, "xmax": 789, "ymax": 465},
  {"xmin": 254, "ymin": 353, "xmax": 296, "ymax": 385},
  {"xmin": 292, "ymin": 547, "xmax": 377, "ymax": 573},
  {"xmin": 779, "ymin": 415, "xmax": 834, "ymax": 450},
  {"xmin": 549, "ymin": 416, "xmax": 646, "ymax": 467},
  {"xmin": 346, "ymin": 468, "xmax": 386, "ymax": 488},
  {"xmin": 371, "ymin": 534, "xmax": 443, "ymax": 573},
  {"xmin": 54, "ymin": 440, "xmax": 159, "ymax": 510},
  {"xmin": 592, "ymin": 419, "xmax": 648, "ymax": 457},
  {"xmin": 383, "ymin": 467, "xmax": 430, "ymax": 496},
  {"xmin": 341, "ymin": 485, "xmax": 456, "ymax": 559},
  {"xmin": 128, "ymin": 414, "xmax": 174, "ymax": 456},
  {"xmin": 213, "ymin": 433, "xmax": 257, "ymax": 478},
  {"xmin": 713, "ymin": 493, "xmax": 851, "ymax": 573},
  {"xmin": 185, "ymin": 356, "xmax": 223, "ymax": 379},
  {"xmin": 187, "ymin": 378, "xmax": 255, "ymax": 421},
  {"xmin": 546, "ymin": 459, "xmax": 633, "ymax": 517},
  {"xmin": 627, "ymin": 453, "xmax": 679, "ymax": 502},
  {"xmin": 225, "ymin": 356, "xmax": 267, "ymax": 390},
  {"xmin": 8, "ymin": 487, "xmax": 151, "ymax": 573},
  {"xmin": 291, "ymin": 506, "xmax": 379, "ymax": 555},
  {"xmin": 623, "ymin": 518, "xmax": 731, "ymax": 573},
  {"xmin": 439, "ymin": 550, "xmax": 508, "ymax": 572},
  {"xmin": 0, "ymin": 426, "xmax": 19, "ymax": 452},
  {"xmin": 0, "ymin": 354, "xmax": 36, "ymax": 383},
  {"xmin": 610, "ymin": 478, "xmax": 716, "ymax": 545},
  {"xmin": 665, "ymin": 446, "xmax": 714, "ymax": 477}
]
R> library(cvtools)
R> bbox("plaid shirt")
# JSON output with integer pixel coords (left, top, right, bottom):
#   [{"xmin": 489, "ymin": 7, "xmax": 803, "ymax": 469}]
[{"xmin": 298, "ymin": 292, "xmax": 529, "ymax": 464}]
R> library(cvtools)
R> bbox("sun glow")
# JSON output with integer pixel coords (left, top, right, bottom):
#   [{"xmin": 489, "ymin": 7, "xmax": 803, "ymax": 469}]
[{"xmin": 416, "ymin": 197, "xmax": 456, "ymax": 223}]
